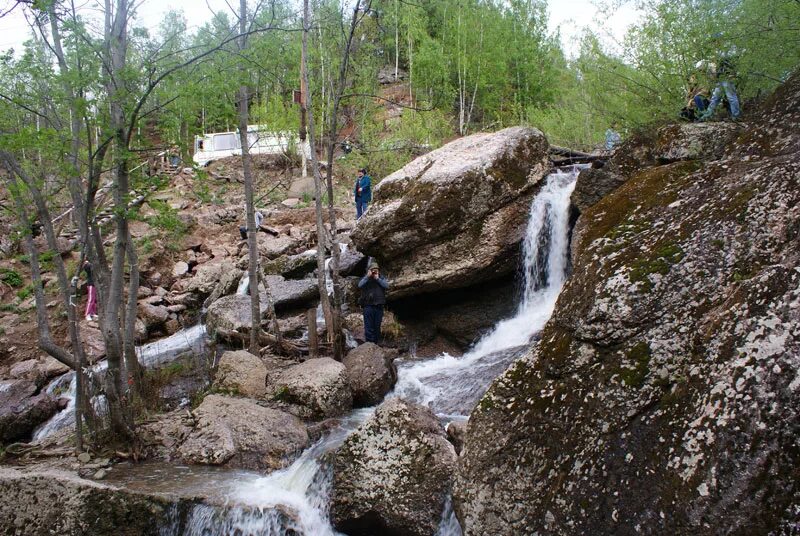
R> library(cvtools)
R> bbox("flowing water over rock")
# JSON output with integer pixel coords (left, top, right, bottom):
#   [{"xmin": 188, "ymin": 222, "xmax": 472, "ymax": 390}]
[
  {"xmin": 160, "ymin": 166, "xmax": 581, "ymax": 535},
  {"xmin": 33, "ymin": 324, "xmax": 209, "ymax": 440},
  {"xmin": 31, "ymin": 167, "xmax": 581, "ymax": 534},
  {"xmin": 393, "ymin": 167, "xmax": 579, "ymax": 417}
]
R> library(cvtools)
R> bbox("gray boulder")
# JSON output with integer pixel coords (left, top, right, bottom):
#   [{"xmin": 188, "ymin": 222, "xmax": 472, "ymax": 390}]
[
  {"xmin": 342, "ymin": 343, "xmax": 397, "ymax": 407},
  {"xmin": 213, "ymin": 350, "xmax": 267, "ymax": 398},
  {"xmin": 178, "ymin": 394, "xmax": 308, "ymax": 471},
  {"xmin": 455, "ymin": 74, "xmax": 800, "ymax": 535},
  {"xmin": 351, "ymin": 126, "xmax": 551, "ymax": 299},
  {"xmin": 268, "ymin": 358, "xmax": 352, "ymax": 420},
  {"xmin": 0, "ymin": 380, "xmax": 59, "ymax": 443},
  {"xmin": 331, "ymin": 398, "xmax": 457, "ymax": 536}
]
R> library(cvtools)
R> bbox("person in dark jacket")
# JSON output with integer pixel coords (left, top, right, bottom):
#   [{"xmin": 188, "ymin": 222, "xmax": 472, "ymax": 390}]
[
  {"xmin": 358, "ymin": 261, "xmax": 388, "ymax": 344},
  {"xmin": 354, "ymin": 168, "xmax": 372, "ymax": 219}
]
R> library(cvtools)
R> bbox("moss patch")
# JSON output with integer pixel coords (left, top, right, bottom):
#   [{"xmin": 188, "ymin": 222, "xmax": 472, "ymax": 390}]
[{"xmin": 620, "ymin": 341, "xmax": 651, "ymax": 388}]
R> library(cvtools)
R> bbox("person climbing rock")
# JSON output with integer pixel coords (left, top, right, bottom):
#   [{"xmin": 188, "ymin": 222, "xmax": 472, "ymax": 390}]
[
  {"xmin": 354, "ymin": 168, "xmax": 371, "ymax": 219},
  {"xmin": 698, "ymin": 35, "xmax": 741, "ymax": 120},
  {"xmin": 82, "ymin": 260, "xmax": 97, "ymax": 322},
  {"xmin": 604, "ymin": 123, "xmax": 622, "ymax": 151},
  {"xmin": 358, "ymin": 261, "xmax": 388, "ymax": 344},
  {"xmin": 239, "ymin": 210, "xmax": 264, "ymax": 240}
]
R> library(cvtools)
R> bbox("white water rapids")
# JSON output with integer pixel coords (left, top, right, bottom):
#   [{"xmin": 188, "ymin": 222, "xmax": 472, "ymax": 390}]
[{"xmin": 154, "ymin": 166, "xmax": 582, "ymax": 535}]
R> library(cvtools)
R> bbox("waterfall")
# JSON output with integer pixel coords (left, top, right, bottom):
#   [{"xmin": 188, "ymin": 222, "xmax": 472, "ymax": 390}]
[
  {"xmin": 33, "ymin": 324, "xmax": 209, "ymax": 440},
  {"xmin": 92, "ymin": 166, "xmax": 583, "ymax": 536},
  {"xmin": 392, "ymin": 166, "xmax": 581, "ymax": 417}
]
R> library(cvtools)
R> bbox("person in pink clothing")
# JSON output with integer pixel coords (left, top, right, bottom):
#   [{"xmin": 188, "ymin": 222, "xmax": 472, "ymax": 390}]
[{"xmin": 82, "ymin": 260, "xmax": 98, "ymax": 322}]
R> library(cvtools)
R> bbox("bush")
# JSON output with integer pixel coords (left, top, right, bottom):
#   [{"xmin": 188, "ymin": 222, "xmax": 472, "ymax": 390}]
[{"xmin": 0, "ymin": 268, "xmax": 23, "ymax": 287}]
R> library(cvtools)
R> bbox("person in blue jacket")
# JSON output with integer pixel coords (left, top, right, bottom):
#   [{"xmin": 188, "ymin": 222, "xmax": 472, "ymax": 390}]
[
  {"xmin": 354, "ymin": 168, "xmax": 371, "ymax": 219},
  {"xmin": 358, "ymin": 261, "xmax": 388, "ymax": 344}
]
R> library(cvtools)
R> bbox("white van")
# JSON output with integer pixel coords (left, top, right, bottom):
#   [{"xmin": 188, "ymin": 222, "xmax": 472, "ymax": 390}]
[{"xmin": 193, "ymin": 125, "xmax": 310, "ymax": 167}]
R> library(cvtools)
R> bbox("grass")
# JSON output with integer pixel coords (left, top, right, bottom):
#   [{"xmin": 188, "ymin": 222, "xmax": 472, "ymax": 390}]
[{"xmin": 16, "ymin": 284, "xmax": 34, "ymax": 301}]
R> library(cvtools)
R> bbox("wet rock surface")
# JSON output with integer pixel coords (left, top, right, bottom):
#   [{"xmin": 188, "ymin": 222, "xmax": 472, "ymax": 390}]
[
  {"xmin": 268, "ymin": 357, "xmax": 352, "ymax": 419},
  {"xmin": 0, "ymin": 468, "xmax": 181, "ymax": 536},
  {"xmin": 351, "ymin": 126, "xmax": 550, "ymax": 299},
  {"xmin": 331, "ymin": 398, "xmax": 457, "ymax": 536},
  {"xmin": 178, "ymin": 394, "xmax": 309, "ymax": 471},
  {"xmin": 0, "ymin": 379, "xmax": 59, "ymax": 443},
  {"xmin": 456, "ymin": 74, "xmax": 800, "ymax": 535},
  {"xmin": 342, "ymin": 343, "xmax": 398, "ymax": 407}
]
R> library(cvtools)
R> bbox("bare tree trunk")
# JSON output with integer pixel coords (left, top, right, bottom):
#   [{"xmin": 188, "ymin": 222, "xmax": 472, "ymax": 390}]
[
  {"xmin": 303, "ymin": 0, "xmax": 335, "ymax": 344},
  {"xmin": 238, "ymin": 0, "xmax": 263, "ymax": 355},
  {"xmin": 101, "ymin": 0, "xmax": 135, "ymax": 441},
  {"xmin": 322, "ymin": 0, "xmax": 366, "ymax": 361}
]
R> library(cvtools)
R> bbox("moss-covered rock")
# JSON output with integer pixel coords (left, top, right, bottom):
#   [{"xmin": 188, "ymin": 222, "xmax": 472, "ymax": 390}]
[
  {"xmin": 351, "ymin": 126, "xmax": 551, "ymax": 299},
  {"xmin": 455, "ymin": 72, "xmax": 800, "ymax": 535}
]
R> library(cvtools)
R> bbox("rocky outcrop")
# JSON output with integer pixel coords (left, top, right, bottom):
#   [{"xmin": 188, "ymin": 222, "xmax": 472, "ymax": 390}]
[
  {"xmin": 0, "ymin": 379, "xmax": 59, "ymax": 443},
  {"xmin": 455, "ymin": 73, "xmax": 800, "ymax": 535},
  {"xmin": 213, "ymin": 350, "xmax": 267, "ymax": 398},
  {"xmin": 178, "ymin": 394, "xmax": 308, "ymax": 471},
  {"xmin": 268, "ymin": 358, "xmax": 352, "ymax": 419},
  {"xmin": 572, "ymin": 121, "xmax": 743, "ymax": 213},
  {"xmin": 342, "ymin": 343, "xmax": 398, "ymax": 407},
  {"xmin": 331, "ymin": 398, "xmax": 457, "ymax": 536},
  {"xmin": 351, "ymin": 126, "xmax": 550, "ymax": 299},
  {"xmin": 205, "ymin": 277, "xmax": 318, "ymax": 340},
  {"xmin": 0, "ymin": 468, "xmax": 182, "ymax": 536}
]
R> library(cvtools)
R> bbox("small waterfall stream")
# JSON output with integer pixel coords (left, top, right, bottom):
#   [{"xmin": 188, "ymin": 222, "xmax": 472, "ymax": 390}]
[
  {"xmin": 155, "ymin": 165, "xmax": 582, "ymax": 535},
  {"xmin": 34, "ymin": 324, "xmax": 209, "ymax": 440},
  {"xmin": 34, "ymin": 166, "xmax": 581, "ymax": 534}
]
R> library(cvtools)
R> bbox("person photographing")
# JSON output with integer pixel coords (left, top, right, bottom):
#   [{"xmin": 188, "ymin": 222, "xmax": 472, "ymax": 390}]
[{"xmin": 358, "ymin": 261, "xmax": 388, "ymax": 344}]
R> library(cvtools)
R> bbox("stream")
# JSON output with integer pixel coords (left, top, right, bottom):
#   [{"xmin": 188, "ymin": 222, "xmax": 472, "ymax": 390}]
[{"xmin": 37, "ymin": 165, "xmax": 582, "ymax": 535}]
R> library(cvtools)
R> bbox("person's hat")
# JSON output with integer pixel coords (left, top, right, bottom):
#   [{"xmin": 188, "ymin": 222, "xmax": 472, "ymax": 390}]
[{"xmin": 368, "ymin": 260, "xmax": 379, "ymax": 270}]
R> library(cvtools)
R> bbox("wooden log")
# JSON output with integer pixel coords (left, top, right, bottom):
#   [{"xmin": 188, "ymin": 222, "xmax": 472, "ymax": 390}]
[{"xmin": 307, "ymin": 307, "xmax": 319, "ymax": 359}]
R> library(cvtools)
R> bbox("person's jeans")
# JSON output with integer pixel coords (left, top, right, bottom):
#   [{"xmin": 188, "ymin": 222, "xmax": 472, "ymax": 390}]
[
  {"xmin": 363, "ymin": 304, "xmax": 384, "ymax": 343},
  {"xmin": 693, "ymin": 95, "xmax": 708, "ymax": 112},
  {"xmin": 706, "ymin": 80, "xmax": 740, "ymax": 118},
  {"xmin": 356, "ymin": 199, "xmax": 369, "ymax": 219}
]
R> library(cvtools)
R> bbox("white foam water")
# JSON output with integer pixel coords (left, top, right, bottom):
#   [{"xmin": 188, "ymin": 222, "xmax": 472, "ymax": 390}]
[{"xmin": 392, "ymin": 167, "xmax": 581, "ymax": 417}]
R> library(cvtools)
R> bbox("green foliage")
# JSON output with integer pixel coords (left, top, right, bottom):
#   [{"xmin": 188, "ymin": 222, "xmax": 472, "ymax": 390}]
[
  {"xmin": 0, "ymin": 268, "xmax": 23, "ymax": 288},
  {"xmin": 16, "ymin": 284, "xmax": 33, "ymax": 301},
  {"xmin": 146, "ymin": 199, "xmax": 188, "ymax": 251}
]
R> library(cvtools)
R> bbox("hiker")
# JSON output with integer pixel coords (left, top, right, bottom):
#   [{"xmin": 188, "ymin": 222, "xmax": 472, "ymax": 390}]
[
  {"xmin": 680, "ymin": 74, "xmax": 710, "ymax": 122},
  {"xmin": 354, "ymin": 168, "xmax": 371, "ymax": 219},
  {"xmin": 239, "ymin": 210, "xmax": 264, "ymax": 240},
  {"xmin": 82, "ymin": 260, "xmax": 97, "ymax": 322},
  {"xmin": 358, "ymin": 261, "xmax": 388, "ymax": 344},
  {"xmin": 698, "ymin": 36, "xmax": 741, "ymax": 120},
  {"xmin": 604, "ymin": 123, "xmax": 622, "ymax": 151}
]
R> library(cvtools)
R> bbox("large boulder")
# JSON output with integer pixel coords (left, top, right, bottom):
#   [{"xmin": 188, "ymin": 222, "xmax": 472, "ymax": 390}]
[
  {"xmin": 342, "ymin": 343, "xmax": 398, "ymax": 407},
  {"xmin": 268, "ymin": 358, "xmax": 351, "ymax": 419},
  {"xmin": 455, "ymin": 73, "xmax": 800, "ymax": 535},
  {"xmin": 351, "ymin": 126, "xmax": 550, "ymax": 299},
  {"xmin": 213, "ymin": 350, "xmax": 267, "ymax": 398},
  {"xmin": 330, "ymin": 398, "xmax": 457, "ymax": 536},
  {"xmin": 205, "ymin": 276, "xmax": 319, "ymax": 340},
  {"xmin": 178, "ymin": 394, "xmax": 308, "ymax": 471},
  {"xmin": 0, "ymin": 380, "xmax": 59, "ymax": 443}
]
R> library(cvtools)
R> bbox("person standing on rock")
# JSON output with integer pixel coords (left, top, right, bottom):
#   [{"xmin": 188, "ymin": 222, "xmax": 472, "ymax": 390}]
[
  {"xmin": 354, "ymin": 168, "xmax": 372, "ymax": 219},
  {"xmin": 239, "ymin": 210, "xmax": 264, "ymax": 241},
  {"xmin": 358, "ymin": 261, "xmax": 388, "ymax": 344},
  {"xmin": 82, "ymin": 260, "xmax": 98, "ymax": 322}
]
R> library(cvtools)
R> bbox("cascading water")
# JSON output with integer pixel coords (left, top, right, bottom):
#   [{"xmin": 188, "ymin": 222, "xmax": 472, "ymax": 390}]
[
  {"xmin": 33, "ymin": 324, "xmax": 209, "ymax": 440},
  {"xmin": 392, "ymin": 166, "xmax": 581, "ymax": 417},
  {"xmin": 162, "ymin": 166, "xmax": 582, "ymax": 535}
]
